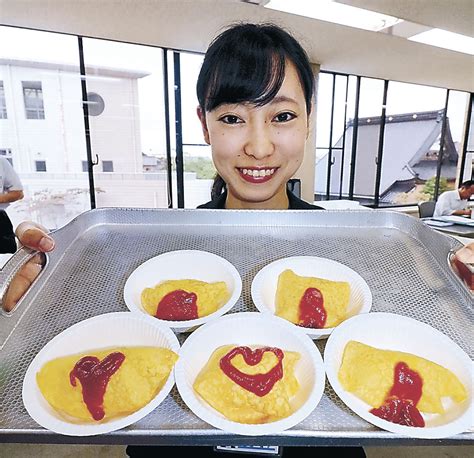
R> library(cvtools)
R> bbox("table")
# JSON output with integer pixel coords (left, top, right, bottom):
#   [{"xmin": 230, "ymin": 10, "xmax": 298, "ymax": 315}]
[{"xmin": 422, "ymin": 219, "xmax": 474, "ymax": 238}]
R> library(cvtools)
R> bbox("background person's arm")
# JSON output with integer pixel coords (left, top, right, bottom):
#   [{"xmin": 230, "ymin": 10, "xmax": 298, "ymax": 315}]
[
  {"xmin": 451, "ymin": 208, "xmax": 471, "ymax": 216},
  {"xmin": 0, "ymin": 190, "xmax": 24, "ymax": 204}
]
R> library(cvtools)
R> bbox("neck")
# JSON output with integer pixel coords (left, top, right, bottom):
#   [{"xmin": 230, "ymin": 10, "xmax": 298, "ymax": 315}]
[{"xmin": 225, "ymin": 187, "xmax": 290, "ymax": 210}]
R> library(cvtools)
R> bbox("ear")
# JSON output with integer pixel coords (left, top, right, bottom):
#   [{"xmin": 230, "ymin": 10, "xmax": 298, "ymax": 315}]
[{"xmin": 197, "ymin": 106, "xmax": 210, "ymax": 145}]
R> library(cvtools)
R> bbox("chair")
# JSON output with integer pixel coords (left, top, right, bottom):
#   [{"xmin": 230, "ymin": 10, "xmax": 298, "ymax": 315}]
[{"xmin": 418, "ymin": 201, "xmax": 436, "ymax": 218}]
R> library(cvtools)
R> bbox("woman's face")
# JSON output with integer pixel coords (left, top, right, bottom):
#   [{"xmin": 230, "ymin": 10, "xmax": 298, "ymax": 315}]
[{"xmin": 198, "ymin": 61, "xmax": 309, "ymax": 209}]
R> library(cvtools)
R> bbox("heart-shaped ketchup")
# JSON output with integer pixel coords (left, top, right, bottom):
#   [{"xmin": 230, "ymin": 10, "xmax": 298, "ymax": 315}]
[{"xmin": 219, "ymin": 346, "xmax": 284, "ymax": 397}]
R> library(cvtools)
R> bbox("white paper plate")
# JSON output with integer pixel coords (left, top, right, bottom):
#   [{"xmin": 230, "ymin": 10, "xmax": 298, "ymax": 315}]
[
  {"xmin": 123, "ymin": 250, "xmax": 242, "ymax": 332},
  {"xmin": 175, "ymin": 312, "xmax": 325, "ymax": 435},
  {"xmin": 251, "ymin": 256, "xmax": 372, "ymax": 339},
  {"xmin": 22, "ymin": 312, "xmax": 180, "ymax": 436},
  {"xmin": 324, "ymin": 312, "xmax": 473, "ymax": 439}
]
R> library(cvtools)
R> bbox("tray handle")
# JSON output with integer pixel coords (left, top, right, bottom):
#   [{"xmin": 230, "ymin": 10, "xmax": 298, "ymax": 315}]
[
  {"xmin": 0, "ymin": 247, "xmax": 46, "ymax": 316},
  {"xmin": 447, "ymin": 247, "xmax": 474, "ymax": 297}
]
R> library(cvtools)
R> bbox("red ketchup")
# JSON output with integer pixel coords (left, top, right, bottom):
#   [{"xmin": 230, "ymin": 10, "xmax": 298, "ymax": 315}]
[
  {"xmin": 219, "ymin": 346, "xmax": 284, "ymax": 397},
  {"xmin": 298, "ymin": 287, "xmax": 326, "ymax": 328},
  {"xmin": 370, "ymin": 362, "xmax": 425, "ymax": 427},
  {"xmin": 155, "ymin": 290, "xmax": 198, "ymax": 321},
  {"xmin": 69, "ymin": 351, "xmax": 125, "ymax": 421}
]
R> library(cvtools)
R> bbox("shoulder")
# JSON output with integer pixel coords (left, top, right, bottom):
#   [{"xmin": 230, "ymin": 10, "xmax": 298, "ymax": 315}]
[
  {"xmin": 197, "ymin": 193, "xmax": 226, "ymax": 209},
  {"xmin": 438, "ymin": 190, "xmax": 455, "ymax": 201},
  {"xmin": 288, "ymin": 192, "xmax": 324, "ymax": 210}
]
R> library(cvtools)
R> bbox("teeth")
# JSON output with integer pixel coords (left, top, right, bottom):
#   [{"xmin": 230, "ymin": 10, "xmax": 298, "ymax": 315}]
[{"xmin": 241, "ymin": 168, "xmax": 276, "ymax": 177}]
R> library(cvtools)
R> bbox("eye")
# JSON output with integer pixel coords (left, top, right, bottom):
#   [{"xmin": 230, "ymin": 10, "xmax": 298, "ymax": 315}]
[
  {"xmin": 219, "ymin": 115, "xmax": 243, "ymax": 124},
  {"xmin": 273, "ymin": 112, "xmax": 296, "ymax": 123}
]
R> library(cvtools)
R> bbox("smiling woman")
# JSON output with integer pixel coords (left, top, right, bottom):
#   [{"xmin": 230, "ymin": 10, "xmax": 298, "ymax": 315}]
[{"xmin": 195, "ymin": 23, "xmax": 321, "ymax": 210}]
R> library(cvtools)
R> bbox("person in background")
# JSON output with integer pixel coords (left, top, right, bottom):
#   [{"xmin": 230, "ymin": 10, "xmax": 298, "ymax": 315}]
[
  {"xmin": 0, "ymin": 157, "xmax": 24, "ymax": 209},
  {"xmin": 433, "ymin": 179, "xmax": 474, "ymax": 217},
  {"xmin": 0, "ymin": 157, "xmax": 24, "ymax": 254}
]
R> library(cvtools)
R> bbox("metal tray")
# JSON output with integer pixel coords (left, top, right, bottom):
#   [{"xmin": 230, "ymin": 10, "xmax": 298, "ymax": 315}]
[{"xmin": 0, "ymin": 208, "xmax": 472, "ymax": 446}]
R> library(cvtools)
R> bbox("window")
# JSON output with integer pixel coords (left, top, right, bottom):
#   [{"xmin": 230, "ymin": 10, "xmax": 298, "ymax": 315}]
[
  {"xmin": 315, "ymin": 71, "xmax": 473, "ymax": 208},
  {"xmin": 0, "ymin": 82, "xmax": 7, "ymax": 119},
  {"xmin": 1, "ymin": 26, "xmax": 89, "ymax": 231},
  {"xmin": 22, "ymin": 81, "xmax": 45, "ymax": 119},
  {"xmin": 35, "ymin": 160, "xmax": 47, "ymax": 172},
  {"xmin": 102, "ymin": 160, "xmax": 114, "ymax": 172},
  {"xmin": 86, "ymin": 92, "xmax": 105, "ymax": 116}
]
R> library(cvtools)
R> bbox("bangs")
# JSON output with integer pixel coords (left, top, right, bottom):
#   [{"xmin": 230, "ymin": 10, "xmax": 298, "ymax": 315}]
[{"xmin": 199, "ymin": 33, "xmax": 287, "ymax": 111}]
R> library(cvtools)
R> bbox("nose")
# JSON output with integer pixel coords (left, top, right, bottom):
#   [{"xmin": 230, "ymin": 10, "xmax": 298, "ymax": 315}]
[{"xmin": 243, "ymin": 123, "xmax": 274, "ymax": 160}]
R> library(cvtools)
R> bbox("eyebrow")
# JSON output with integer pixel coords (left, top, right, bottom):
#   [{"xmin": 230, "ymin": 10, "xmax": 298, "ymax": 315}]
[{"xmin": 268, "ymin": 95, "xmax": 299, "ymax": 105}]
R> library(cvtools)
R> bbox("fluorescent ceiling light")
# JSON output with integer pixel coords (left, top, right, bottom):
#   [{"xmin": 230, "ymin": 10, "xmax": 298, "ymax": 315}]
[
  {"xmin": 408, "ymin": 29, "xmax": 474, "ymax": 56},
  {"xmin": 265, "ymin": 0, "xmax": 402, "ymax": 32}
]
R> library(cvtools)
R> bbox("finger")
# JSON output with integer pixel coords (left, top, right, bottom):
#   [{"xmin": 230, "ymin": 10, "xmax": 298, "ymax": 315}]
[
  {"xmin": 2, "ymin": 257, "xmax": 45, "ymax": 312},
  {"xmin": 15, "ymin": 221, "xmax": 55, "ymax": 252}
]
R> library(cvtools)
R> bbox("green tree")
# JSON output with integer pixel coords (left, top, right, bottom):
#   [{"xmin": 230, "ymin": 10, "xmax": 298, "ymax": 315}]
[
  {"xmin": 184, "ymin": 156, "xmax": 216, "ymax": 179},
  {"xmin": 422, "ymin": 177, "xmax": 450, "ymax": 199}
]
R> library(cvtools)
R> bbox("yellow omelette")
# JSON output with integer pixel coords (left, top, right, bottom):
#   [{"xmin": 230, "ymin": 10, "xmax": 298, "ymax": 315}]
[
  {"xmin": 141, "ymin": 279, "xmax": 230, "ymax": 318},
  {"xmin": 275, "ymin": 269, "xmax": 350, "ymax": 328},
  {"xmin": 194, "ymin": 345, "xmax": 300, "ymax": 424},
  {"xmin": 37, "ymin": 347, "xmax": 178, "ymax": 422},
  {"xmin": 338, "ymin": 341, "xmax": 467, "ymax": 414}
]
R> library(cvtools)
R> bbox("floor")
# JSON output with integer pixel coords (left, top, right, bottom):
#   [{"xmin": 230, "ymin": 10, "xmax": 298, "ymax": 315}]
[{"xmin": 0, "ymin": 444, "xmax": 473, "ymax": 458}]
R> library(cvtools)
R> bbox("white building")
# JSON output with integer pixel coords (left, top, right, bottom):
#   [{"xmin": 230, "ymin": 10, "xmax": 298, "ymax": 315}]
[
  {"xmin": 0, "ymin": 58, "xmax": 179, "ymax": 227},
  {"xmin": 0, "ymin": 57, "xmax": 148, "ymax": 174}
]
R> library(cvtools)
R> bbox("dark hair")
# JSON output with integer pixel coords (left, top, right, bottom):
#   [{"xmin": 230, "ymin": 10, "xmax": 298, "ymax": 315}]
[
  {"xmin": 197, "ymin": 23, "xmax": 314, "ymax": 199},
  {"xmin": 460, "ymin": 180, "xmax": 474, "ymax": 188}
]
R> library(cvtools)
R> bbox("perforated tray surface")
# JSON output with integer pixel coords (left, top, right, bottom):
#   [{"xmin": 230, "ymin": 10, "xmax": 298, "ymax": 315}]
[{"xmin": 0, "ymin": 209, "xmax": 472, "ymax": 445}]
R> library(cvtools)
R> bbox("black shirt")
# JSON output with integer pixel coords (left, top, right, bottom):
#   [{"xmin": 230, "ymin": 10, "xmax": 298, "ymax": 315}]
[
  {"xmin": 197, "ymin": 191, "xmax": 323, "ymax": 210},
  {"xmin": 0, "ymin": 210, "xmax": 17, "ymax": 254}
]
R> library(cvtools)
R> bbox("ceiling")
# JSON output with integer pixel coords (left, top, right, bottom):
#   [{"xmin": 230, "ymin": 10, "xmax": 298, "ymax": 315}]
[
  {"xmin": 1, "ymin": 0, "xmax": 473, "ymax": 91},
  {"xmin": 335, "ymin": 0, "xmax": 473, "ymax": 37}
]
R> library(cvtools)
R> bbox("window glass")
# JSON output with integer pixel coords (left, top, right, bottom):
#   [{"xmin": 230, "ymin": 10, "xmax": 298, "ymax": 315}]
[
  {"xmin": 180, "ymin": 52, "xmax": 214, "ymax": 208},
  {"xmin": 102, "ymin": 160, "xmax": 114, "ymax": 172},
  {"xmin": 82, "ymin": 38, "xmax": 168, "ymax": 208},
  {"xmin": 35, "ymin": 160, "xmax": 47, "ymax": 172},
  {"xmin": 443, "ymin": 91, "xmax": 471, "ymax": 186},
  {"xmin": 381, "ymin": 81, "xmax": 447, "ymax": 206},
  {"xmin": 0, "ymin": 26, "xmax": 89, "ymax": 229},
  {"xmin": 463, "ymin": 97, "xmax": 474, "ymax": 182},
  {"xmin": 22, "ymin": 81, "xmax": 45, "ymax": 119},
  {"xmin": 351, "ymin": 78, "xmax": 385, "ymax": 205},
  {"xmin": 314, "ymin": 73, "xmax": 350, "ymax": 200}
]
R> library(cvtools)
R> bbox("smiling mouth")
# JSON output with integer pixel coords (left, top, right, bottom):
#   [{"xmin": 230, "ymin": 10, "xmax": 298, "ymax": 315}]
[{"xmin": 237, "ymin": 167, "xmax": 278, "ymax": 183}]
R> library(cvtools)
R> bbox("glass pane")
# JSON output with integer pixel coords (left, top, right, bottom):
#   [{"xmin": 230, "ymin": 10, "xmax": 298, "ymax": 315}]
[
  {"xmin": 379, "ymin": 81, "xmax": 447, "ymax": 207},
  {"xmin": 314, "ymin": 74, "xmax": 349, "ymax": 200},
  {"xmin": 315, "ymin": 73, "xmax": 333, "ymax": 148},
  {"xmin": 463, "ymin": 97, "xmax": 474, "ymax": 181},
  {"xmin": 82, "ymin": 38, "xmax": 168, "ymax": 208},
  {"xmin": 351, "ymin": 77, "xmax": 385, "ymax": 205},
  {"xmin": 314, "ymin": 148, "xmax": 329, "ymax": 200},
  {"xmin": 443, "ymin": 91, "xmax": 471, "ymax": 185},
  {"xmin": 179, "ymin": 52, "xmax": 215, "ymax": 208},
  {"xmin": 0, "ymin": 26, "xmax": 89, "ymax": 230}
]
